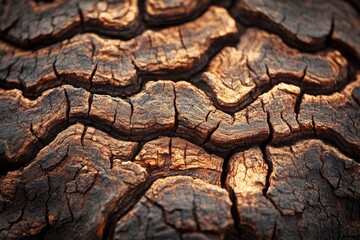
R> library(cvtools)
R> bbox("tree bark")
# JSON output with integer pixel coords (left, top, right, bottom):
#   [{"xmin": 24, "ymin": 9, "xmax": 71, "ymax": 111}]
[{"xmin": 0, "ymin": 0, "xmax": 359, "ymax": 239}]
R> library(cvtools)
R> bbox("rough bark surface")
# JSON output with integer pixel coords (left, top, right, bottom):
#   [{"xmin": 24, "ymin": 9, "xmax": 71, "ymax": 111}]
[{"xmin": 0, "ymin": 1, "xmax": 359, "ymax": 240}]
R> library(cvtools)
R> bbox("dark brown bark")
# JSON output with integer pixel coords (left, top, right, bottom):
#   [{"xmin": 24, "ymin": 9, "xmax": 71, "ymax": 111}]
[{"xmin": 0, "ymin": 0, "xmax": 359, "ymax": 239}]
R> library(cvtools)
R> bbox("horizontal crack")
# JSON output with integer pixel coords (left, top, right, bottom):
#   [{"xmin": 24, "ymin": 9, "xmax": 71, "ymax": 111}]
[
  {"xmin": 1, "ymin": 111, "xmax": 360, "ymax": 176},
  {"xmin": 0, "ymin": 73, "xmax": 357, "ymax": 117}
]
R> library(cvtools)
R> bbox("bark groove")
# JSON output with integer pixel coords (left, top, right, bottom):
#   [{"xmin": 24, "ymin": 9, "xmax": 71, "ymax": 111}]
[{"xmin": 0, "ymin": 1, "xmax": 359, "ymax": 239}]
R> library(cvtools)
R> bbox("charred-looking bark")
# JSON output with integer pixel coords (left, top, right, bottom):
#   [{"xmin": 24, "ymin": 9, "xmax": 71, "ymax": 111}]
[{"xmin": 0, "ymin": 0, "xmax": 359, "ymax": 239}]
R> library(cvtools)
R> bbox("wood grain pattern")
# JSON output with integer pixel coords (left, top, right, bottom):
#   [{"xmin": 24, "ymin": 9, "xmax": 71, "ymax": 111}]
[
  {"xmin": 0, "ymin": 1, "xmax": 359, "ymax": 239},
  {"xmin": 234, "ymin": 0, "xmax": 360, "ymax": 63}
]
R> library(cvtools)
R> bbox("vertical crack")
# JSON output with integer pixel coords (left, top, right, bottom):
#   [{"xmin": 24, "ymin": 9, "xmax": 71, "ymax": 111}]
[
  {"xmin": 259, "ymin": 111, "xmax": 284, "ymax": 215},
  {"xmin": 172, "ymin": 86, "xmax": 179, "ymax": 135},
  {"xmin": 89, "ymin": 62, "xmax": 98, "ymax": 91},
  {"xmin": 261, "ymin": 111, "xmax": 273, "ymax": 197},
  {"xmin": 64, "ymin": 89, "xmax": 70, "ymax": 126},
  {"xmin": 128, "ymin": 99, "xmax": 134, "ymax": 126},
  {"xmin": 87, "ymin": 92, "xmax": 93, "ymax": 119},
  {"xmin": 76, "ymin": 3, "xmax": 85, "ymax": 32},
  {"xmin": 110, "ymin": 109, "xmax": 117, "ymax": 129},
  {"xmin": 311, "ymin": 115, "xmax": 317, "ymax": 136},
  {"xmin": 80, "ymin": 126, "xmax": 87, "ymax": 147},
  {"xmin": 299, "ymin": 66, "xmax": 307, "ymax": 85},
  {"xmin": 202, "ymin": 121, "xmax": 221, "ymax": 146},
  {"xmin": 178, "ymin": 27, "xmax": 188, "ymax": 56},
  {"xmin": 130, "ymin": 142, "xmax": 144, "ymax": 162},
  {"xmin": 168, "ymin": 137, "xmax": 173, "ymax": 168},
  {"xmin": 52, "ymin": 59, "xmax": 59, "ymax": 78},
  {"xmin": 227, "ymin": 186, "xmax": 242, "ymax": 237},
  {"xmin": 220, "ymin": 153, "xmax": 231, "ymax": 189},
  {"xmin": 294, "ymin": 91, "xmax": 304, "ymax": 124},
  {"xmin": 90, "ymin": 39, "xmax": 96, "ymax": 59},
  {"xmin": 221, "ymin": 149, "xmax": 242, "ymax": 237},
  {"xmin": 102, "ymin": 179, "xmax": 154, "ymax": 240}
]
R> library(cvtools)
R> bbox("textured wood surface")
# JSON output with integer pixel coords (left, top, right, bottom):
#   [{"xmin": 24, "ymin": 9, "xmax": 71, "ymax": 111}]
[
  {"xmin": 0, "ymin": 0, "xmax": 359, "ymax": 239},
  {"xmin": 234, "ymin": 0, "xmax": 360, "ymax": 63}
]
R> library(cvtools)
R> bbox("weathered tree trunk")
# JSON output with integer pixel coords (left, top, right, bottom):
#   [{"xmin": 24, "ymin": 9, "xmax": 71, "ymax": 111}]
[{"xmin": 0, "ymin": 0, "xmax": 359, "ymax": 239}]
